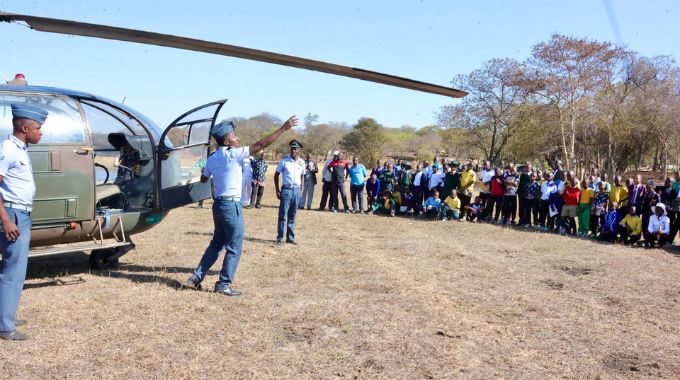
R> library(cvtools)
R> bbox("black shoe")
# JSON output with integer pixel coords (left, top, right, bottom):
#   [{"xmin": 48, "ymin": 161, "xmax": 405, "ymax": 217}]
[
  {"xmin": 214, "ymin": 285, "xmax": 241, "ymax": 297},
  {"xmin": 182, "ymin": 275, "xmax": 202, "ymax": 290},
  {"xmin": 255, "ymin": 204, "xmax": 262, "ymax": 209},
  {"xmin": 0, "ymin": 330, "xmax": 28, "ymax": 341},
  {"xmin": 286, "ymin": 239, "xmax": 298, "ymax": 245},
  {"xmin": 276, "ymin": 238, "xmax": 283, "ymax": 245},
  {"xmin": 15, "ymin": 319, "xmax": 27, "ymax": 327}
]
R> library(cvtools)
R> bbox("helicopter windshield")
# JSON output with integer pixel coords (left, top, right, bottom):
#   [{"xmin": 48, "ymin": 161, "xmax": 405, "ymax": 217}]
[{"xmin": 0, "ymin": 94, "xmax": 86, "ymax": 144}]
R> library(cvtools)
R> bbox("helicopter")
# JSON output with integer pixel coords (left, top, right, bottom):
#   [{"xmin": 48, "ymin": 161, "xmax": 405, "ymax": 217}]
[{"xmin": 0, "ymin": 12, "xmax": 466, "ymax": 269}]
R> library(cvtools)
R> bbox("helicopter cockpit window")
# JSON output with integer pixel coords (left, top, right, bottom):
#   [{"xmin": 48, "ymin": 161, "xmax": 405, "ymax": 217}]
[
  {"xmin": 160, "ymin": 101, "xmax": 221, "ymax": 190},
  {"xmin": 81, "ymin": 99, "xmax": 147, "ymax": 144},
  {"xmin": 165, "ymin": 121, "xmax": 211, "ymax": 147},
  {"xmin": 83, "ymin": 101, "xmax": 154, "ymax": 209},
  {"xmin": 0, "ymin": 94, "xmax": 86, "ymax": 144},
  {"xmin": 82, "ymin": 102, "xmax": 136, "ymax": 151}
]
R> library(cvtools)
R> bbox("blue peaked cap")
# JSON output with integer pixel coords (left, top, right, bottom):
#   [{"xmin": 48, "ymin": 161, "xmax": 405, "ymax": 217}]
[
  {"xmin": 11, "ymin": 103, "xmax": 48, "ymax": 124},
  {"xmin": 210, "ymin": 121, "xmax": 235, "ymax": 139}
]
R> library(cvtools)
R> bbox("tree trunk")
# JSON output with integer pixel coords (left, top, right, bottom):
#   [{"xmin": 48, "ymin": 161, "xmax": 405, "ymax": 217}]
[
  {"xmin": 569, "ymin": 112, "xmax": 576, "ymax": 171},
  {"xmin": 559, "ymin": 115, "xmax": 570, "ymax": 170},
  {"xmin": 607, "ymin": 129, "xmax": 616, "ymax": 178},
  {"xmin": 652, "ymin": 143, "xmax": 659, "ymax": 171},
  {"xmin": 661, "ymin": 141, "xmax": 669, "ymax": 176}
]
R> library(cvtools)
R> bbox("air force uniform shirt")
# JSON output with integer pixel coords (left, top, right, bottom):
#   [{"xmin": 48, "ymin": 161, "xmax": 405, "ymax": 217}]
[
  {"xmin": 203, "ymin": 146, "xmax": 250, "ymax": 199},
  {"xmin": 276, "ymin": 155, "xmax": 306, "ymax": 188},
  {"xmin": 0, "ymin": 135, "xmax": 35, "ymax": 206}
]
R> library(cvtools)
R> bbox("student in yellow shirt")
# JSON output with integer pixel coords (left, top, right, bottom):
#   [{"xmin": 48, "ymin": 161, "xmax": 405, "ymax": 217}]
[
  {"xmin": 442, "ymin": 189, "xmax": 462, "ymax": 221},
  {"xmin": 619, "ymin": 205, "xmax": 642, "ymax": 245},
  {"xmin": 609, "ymin": 175, "xmax": 629, "ymax": 209},
  {"xmin": 458, "ymin": 163, "xmax": 476, "ymax": 219},
  {"xmin": 578, "ymin": 179, "xmax": 595, "ymax": 236}
]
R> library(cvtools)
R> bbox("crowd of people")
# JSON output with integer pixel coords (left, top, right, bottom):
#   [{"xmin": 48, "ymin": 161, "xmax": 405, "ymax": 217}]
[{"xmin": 287, "ymin": 152, "xmax": 680, "ymax": 249}]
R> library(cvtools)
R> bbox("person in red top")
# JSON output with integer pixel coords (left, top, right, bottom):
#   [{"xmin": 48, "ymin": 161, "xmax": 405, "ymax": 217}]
[
  {"xmin": 486, "ymin": 167, "xmax": 505, "ymax": 223},
  {"xmin": 560, "ymin": 180, "xmax": 581, "ymax": 235},
  {"xmin": 328, "ymin": 152, "xmax": 350, "ymax": 213}
]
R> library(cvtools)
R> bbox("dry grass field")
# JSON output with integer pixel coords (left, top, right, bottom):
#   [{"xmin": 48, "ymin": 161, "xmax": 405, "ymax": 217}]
[{"xmin": 2, "ymin": 188, "xmax": 680, "ymax": 379}]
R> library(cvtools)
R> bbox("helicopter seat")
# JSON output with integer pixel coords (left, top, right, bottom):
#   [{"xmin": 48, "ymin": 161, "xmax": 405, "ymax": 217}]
[{"xmin": 95, "ymin": 183, "xmax": 127, "ymax": 210}]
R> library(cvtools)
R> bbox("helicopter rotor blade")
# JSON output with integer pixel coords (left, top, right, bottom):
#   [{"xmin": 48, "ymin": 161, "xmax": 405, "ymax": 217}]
[{"xmin": 0, "ymin": 12, "xmax": 467, "ymax": 98}]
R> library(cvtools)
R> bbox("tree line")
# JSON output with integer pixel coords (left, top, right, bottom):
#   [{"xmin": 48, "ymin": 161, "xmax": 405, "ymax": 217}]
[
  {"xmin": 232, "ymin": 34, "xmax": 680, "ymax": 175},
  {"xmin": 437, "ymin": 34, "xmax": 680, "ymax": 177},
  {"xmin": 233, "ymin": 113, "xmax": 452, "ymax": 164}
]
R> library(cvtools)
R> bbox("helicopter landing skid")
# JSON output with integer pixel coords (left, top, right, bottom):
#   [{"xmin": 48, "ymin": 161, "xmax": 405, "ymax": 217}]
[
  {"xmin": 24, "ymin": 214, "xmax": 136, "ymax": 270},
  {"xmin": 86, "ymin": 214, "xmax": 135, "ymax": 270}
]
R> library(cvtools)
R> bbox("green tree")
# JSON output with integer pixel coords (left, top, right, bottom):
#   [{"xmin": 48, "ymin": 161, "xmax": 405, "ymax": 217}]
[{"xmin": 340, "ymin": 118, "xmax": 387, "ymax": 163}]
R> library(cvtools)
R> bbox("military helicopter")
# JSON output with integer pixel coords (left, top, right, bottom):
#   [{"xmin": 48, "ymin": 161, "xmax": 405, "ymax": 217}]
[{"xmin": 0, "ymin": 12, "xmax": 466, "ymax": 269}]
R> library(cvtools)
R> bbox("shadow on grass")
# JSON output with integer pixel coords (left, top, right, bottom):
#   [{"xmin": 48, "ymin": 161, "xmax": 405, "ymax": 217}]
[
  {"xmin": 244, "ymin": 236, "xmax": 278, "ymax": 244},
  {"xmin": 24, "ymin": 252, "xmax": 219, "ymax": 290},
  {"xmin": 662, "ymin": 244, "xmax": 680, "ymax": 257}
]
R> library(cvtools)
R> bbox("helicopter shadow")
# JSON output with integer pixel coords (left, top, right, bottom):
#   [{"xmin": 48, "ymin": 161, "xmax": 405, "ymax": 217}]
[{"xmin": 25, "ymin": 252, "xmax": 218, "ymax": 290}]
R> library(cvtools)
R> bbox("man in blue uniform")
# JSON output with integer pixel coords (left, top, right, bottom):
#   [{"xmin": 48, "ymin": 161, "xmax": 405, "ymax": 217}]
[
  {"xmin": 184, "ymin": 116, "xmax": 298, "ymax": 296},
  {"xmin": 0, "ymin": 104, "xmax": 47, "ymax": 340},
  {"xmin": 274, "ymin": 140, "xmax": 306, "ymax": 245}
]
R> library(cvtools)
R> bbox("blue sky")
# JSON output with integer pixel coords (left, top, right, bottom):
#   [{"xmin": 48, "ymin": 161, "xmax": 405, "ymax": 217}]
[{"xmin": 1, "ymin": 1, "xmax": 678, "ymax": 130}]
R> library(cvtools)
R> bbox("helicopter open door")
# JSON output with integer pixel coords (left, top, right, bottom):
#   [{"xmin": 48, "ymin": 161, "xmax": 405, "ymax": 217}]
[{"xmin": 157, "ymin": 100, "xmax": 226, "ymax": 210}]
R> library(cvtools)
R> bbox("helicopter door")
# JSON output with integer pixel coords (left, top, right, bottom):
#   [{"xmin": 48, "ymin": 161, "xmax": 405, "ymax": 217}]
[
  {"xmin": 0, "ymin": 95, "xmax": 96, "ymax": 224},
  {"xmin": 157, "ymin": 100, "xmax": 226, "ymax": 210}
]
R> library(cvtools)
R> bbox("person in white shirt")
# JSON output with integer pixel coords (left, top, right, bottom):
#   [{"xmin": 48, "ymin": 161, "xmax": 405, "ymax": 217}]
[
  {"xmin": 428, "ymin": 166, "xmax": 443, "ymax": 194},
  {"xmin": 274, "ymin": 140, "xmax": 306, "ymax": 245},
  {"xmin": 539, "ymin": 172, "xmax": 557, "ymax": 230},
  {"xmin": 478, "ymin": 161, "xmax": 493, "ymax": 200},
  {"xmin": 644, "ymin": 203, "xmax": 671, "ymax": 248},
  {"xmin": 0, "ymin": 103, "xmax": 47, "ymax": 341},
  {"xmin": 241, "ymin": 156, "xmax": 253, "ymax": 207},
  {"xmin": 184, "ymin": 116, "xmax": 298, "ymax": 297},
  {"xmin": 422, "ymin": 160, "xmax": 432, "ymax": 176},
  {"xmin": 301, "ymin": 153, "xmax": 318, "ymax": 210},
  {"xmin": 317, "ymin": 153, "xmax": 336, "ymax": 210},
  {"xmin": 412, "ymin": 164, "xmax": 424, "ymax": 207}
]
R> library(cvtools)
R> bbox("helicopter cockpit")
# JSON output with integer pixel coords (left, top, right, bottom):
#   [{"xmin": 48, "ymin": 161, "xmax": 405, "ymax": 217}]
[
  {"xmin": 82, "ymin": 100, "xmax": 155, "ymax": 213},
  {"xmin": 1, "ymin": 86, "xmax": 221, "ymax": 234},
  {"xmin": 0, "ymin": 91, "xmax": 159, "ymax": 225}
]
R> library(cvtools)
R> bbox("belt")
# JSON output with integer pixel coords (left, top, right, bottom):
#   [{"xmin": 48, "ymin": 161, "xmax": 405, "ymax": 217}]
[
  {"xmin": 5, "ymin": 202, "xmax": 32, "ymax": 212},
  {"xmin": 214, "ymin": 196, "xmax": 240, "ymax": 201},
  {"xmin": 282, "ymin": 185, "xmax": 300, "ymax": 189}
]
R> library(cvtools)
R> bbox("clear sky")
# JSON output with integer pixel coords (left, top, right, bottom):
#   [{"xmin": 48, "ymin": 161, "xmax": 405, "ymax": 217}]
[{"xmin": 1, "ymin": 1, "xmax": 678, "ymax": 130}]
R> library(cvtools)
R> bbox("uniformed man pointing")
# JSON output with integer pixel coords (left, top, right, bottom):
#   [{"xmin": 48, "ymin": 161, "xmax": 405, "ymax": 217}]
[
  {"xmin": 184, "ymin": 116, "xmax": 298, "ymax": 296},
  {"xmin": 0, "ymin": 104, "xmax": 46, "ymax": 341}
]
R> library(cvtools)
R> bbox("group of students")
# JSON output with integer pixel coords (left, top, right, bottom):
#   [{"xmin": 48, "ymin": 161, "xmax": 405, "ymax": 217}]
[
  {"xmin": 310, "ymin": 153, "xmax": 679, "ymax": 248},
  {"xmin": 311, "ymin": 154, "xmax": 482, "ymax": 221},
  {"xmin": 478, "ymin": 163, "xmax": 679, "ymax": 248}
]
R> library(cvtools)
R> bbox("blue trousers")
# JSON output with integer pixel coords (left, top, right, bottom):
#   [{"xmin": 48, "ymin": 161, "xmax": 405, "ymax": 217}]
[
  {"xmin": 193, "ymin": 199, "xmax": 243, "ymax": 289},
  {"xmin": 350, "ymin": 184, "xmax": 365, "ymax": 211},
  {"xmin": 0, "ymin": 209, "xmax": 31, "ymax": 332},
  {"xmin": 277, "ymin": 187, "xmax": 300, "ymax": 240}
]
